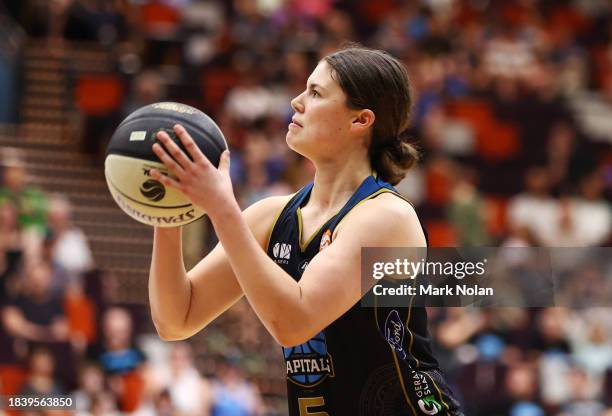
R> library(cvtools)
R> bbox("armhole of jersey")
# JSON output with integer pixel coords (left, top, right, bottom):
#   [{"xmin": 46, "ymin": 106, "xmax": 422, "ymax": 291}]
[
  {"xmin": 333, "ymin": 189, "xmax": 428, "ymax": 246},
  {"xmin": 264, "ymin": 196, "xmax": 294, "ymax": 253},
  {"xmin": 331, "ymin": 189, "xmax": 405, "ymax": 239}
]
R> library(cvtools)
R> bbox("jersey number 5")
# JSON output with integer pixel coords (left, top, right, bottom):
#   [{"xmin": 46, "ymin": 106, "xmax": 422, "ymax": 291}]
[{"xmin": 298, "ymin": 397, "xmax": 329, "ymax": 416}]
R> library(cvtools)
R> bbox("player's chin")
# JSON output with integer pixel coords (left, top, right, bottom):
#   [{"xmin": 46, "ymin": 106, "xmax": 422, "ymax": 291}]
[
  {"xmin": 286, "ymin": 129, "xmax": 299, "ymax": 147},
  {"xmin": 286, "ymin": 131, "xmax": 309, "ymax": 155}
]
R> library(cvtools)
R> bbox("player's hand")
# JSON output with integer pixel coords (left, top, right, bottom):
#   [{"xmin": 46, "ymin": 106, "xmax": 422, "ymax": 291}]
[{"xmin": 150, "ymin": 124, "xmax": 237, "ymax": 219}]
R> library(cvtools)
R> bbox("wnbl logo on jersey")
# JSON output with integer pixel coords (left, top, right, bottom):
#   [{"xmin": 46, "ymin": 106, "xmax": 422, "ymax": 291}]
[
  {"xmin": 283, "ymin": 331, "xmax": 335, "ymax": 387},
  {"xmin": 272, "ymin": 242, "xmax": 291, "ymax": 264}
]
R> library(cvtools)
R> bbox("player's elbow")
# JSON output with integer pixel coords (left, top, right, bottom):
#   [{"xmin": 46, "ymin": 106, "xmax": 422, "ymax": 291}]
[
  {"xmin": 156, "ymin": 328, "xmax": 190, "ymax": 342},
  {"xmin": 152, "ymin": 320, "xmax": 190, "ymax": 342},
  {"xmin": 270, "ymin": 322, "xmax": 313, "ymax": 348},
  {"xmin": 275, "ymin": 332, "xmax": 308, "ymax": 348}
]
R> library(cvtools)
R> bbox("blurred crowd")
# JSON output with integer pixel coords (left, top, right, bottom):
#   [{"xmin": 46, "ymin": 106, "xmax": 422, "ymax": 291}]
[
  {"xmin": 1, "ymin": 0, "xmax": 612, "ymax": 415},
  {"xmin": 0, "ymin": 157, "xmax": 266, "ymax": 415}
]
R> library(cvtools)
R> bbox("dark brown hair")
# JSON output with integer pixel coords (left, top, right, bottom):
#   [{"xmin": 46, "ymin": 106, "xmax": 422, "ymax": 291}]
[{"xmin": 324, "ymin": 45, "xmax": 419, "ymax": 185}]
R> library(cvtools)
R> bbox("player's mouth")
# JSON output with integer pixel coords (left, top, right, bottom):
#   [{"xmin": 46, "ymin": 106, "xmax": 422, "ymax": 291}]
[{"xmin": 290, "ymin": 116, "xmax": 303, "ymax": 128}]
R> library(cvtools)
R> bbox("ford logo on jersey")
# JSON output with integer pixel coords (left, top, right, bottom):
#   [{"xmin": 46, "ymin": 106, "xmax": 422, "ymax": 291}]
[
  {"xmin": 385, "ymin": 310, "xmax": 407, "ymax": 359},
  {"xmin": 282, "ymin": 331, "xmax": 335, "ymax": 387}
]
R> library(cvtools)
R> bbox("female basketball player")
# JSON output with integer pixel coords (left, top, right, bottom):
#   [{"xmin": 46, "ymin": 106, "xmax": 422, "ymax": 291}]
[{"xmin": 148, "ymin": 46, "xmax": 463, "ymax": 415}]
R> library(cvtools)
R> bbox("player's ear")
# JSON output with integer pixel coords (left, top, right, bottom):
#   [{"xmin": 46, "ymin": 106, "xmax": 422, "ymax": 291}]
[{"xmin": 351, "ymin": 109, "xmax": 375, "ymax": 134}]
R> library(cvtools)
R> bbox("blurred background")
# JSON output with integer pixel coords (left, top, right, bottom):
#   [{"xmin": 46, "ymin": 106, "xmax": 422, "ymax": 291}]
[{"xmin": 0, "ymin": 0, "xmax": 611, "ymax": 415}]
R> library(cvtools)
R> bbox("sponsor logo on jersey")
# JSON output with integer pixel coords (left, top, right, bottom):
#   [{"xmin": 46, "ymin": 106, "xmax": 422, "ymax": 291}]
[
  {"xmin": 385, "ymin": 310, "xmax": 407, "ymax": 359},
  {"xmin": 283, "ymin": 331, "xmax": 335, "ymax": 387},
  {"xmin": 413, "ymin": 371, "xmax": 442, "ymax": 414},
  {"xmin": 418, "ymin": 396, "xmax": 442, "ymax": 415},
  {"xmin": 272, "ymin": 242, "xmax": 291, "ymax": 264},
  {"xmin": 319, "ymin": 229, "xmax": 332, "ymax": 251}
]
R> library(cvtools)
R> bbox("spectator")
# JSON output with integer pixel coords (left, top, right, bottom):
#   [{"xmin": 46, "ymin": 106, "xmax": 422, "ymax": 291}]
[
  {"xmin": 152, "ymin": 342, "xmax": 211, "ymax": 416},
  {"xmin": 566, "ymin": 309, "xmax": 612, "ymax": 377},
  {"xmin": 95, "ymin": 307, "xmax": 146, "ymax": 413},
  {"xmin": 0, "ymin": 201, "xmax": 22, "ymax": 303},
  {"xmin": 96, "ymin": 307, "xmax": 144, "ymax": 375},
  {"xmin": 19, "ymin": 346, "xmax": 64, "ymax": 396},
  {"xmin": 89, "ymin": 391, "xmax": 121, "ymax": 416},
  {"xmin": 568, "ymin": 170, "xmax": 611, "ymax": 246},
  {"xmin": 73, "ymin": 362, "xmax": 106, "ymax": 414},
  {"xmin": 211, "ymin": 358, "xmax": 263, "ymax": 416},
  {"xmin": 447, "ymin": 167, "xmax": 490, "ymax": 246},
  {"xmin": 0, "ymin": 157, "xmax": 47, "ymax": 236},
  {"xmin": 1, "ymin": 260, "xmax": 68, "ymax": 347},
  {"xmin": 559, "ymin": 366, "xmax": 606, "ymax": 416},
  {"xmin": 46, "ymin": 194, "xmax": 94, "ymax": 284},
  {"xmin": 502, "ymin": 363, "xmax": 545, "ymax": 416},
  {"xmin": 122, "ymin": 70, "xmax": 167, "ymax": 117},
  {"xmin": 0, "ymin": 200, "xmax": 21, "ymax": 255},
  {"xmin": 507, "ymin": 167, "xmax": 558, "ymax": 246}
]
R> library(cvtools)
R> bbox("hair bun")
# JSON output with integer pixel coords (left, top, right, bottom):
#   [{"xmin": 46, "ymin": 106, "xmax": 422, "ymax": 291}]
[{"xmin": 378, "ymin": 135, "xmax": 420, "ymax": 184}]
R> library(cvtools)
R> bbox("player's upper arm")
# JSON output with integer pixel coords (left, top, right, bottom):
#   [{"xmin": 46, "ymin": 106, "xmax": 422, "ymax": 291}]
[
  {"xmin": 181, "ymin": 194, "xmax": 293, "ymax": 336},
  {"xmin": 280, "ymin": 194, "xmax": 426, "ymax": 346}
]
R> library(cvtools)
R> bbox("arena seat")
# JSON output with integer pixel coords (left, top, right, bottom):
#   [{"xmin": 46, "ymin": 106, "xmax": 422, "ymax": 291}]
[
  {"xmin": 447, "ymin": 99, "xmax": 519, "ymax": 161},
  {"xmin": 425, "ymin": 160, "xmax": 453, "ymax": 205},
  {"xmin": 0, "ymin": 365, "xmax": 26, "ymax": 396},
  {"xmin": 139, "ymin": 1, "xmax": 180, "ymax": 34},
  {"xmin": 202, "ymin": 69, "xmax": 240, "ymax": 111},
  {"xmin": 483, "ymin": 196, "xmax": 509, "ymax": 238},
  {"xmin": 425, "ymin": 220, "xmax": 457, "ymax": 247},
  {"xmin": 76, "ymin": 75, "xmax": 123, "ymax": 116},
  {"xmin": 119, "ymin": 370, "xmax": 145, "ymax": 412},
  {"xmin": 64, "ymin": 290, "xmax": 97, "ymax": 344}
]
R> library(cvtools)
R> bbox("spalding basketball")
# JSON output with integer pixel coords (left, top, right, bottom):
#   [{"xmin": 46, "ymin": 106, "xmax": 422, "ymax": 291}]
[{"xmin": 104, "ymin": 102, "xmax": 227, "ymax": 227}]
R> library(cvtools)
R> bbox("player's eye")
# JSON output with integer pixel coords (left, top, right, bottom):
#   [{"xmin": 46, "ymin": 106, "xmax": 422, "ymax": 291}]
[{"xmin": 310, "ymin": 89, "xmax": 320, "ymax": 97}]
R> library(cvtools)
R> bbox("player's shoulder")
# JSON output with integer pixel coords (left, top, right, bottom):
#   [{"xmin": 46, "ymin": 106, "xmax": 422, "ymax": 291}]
[
  {"xmin": 372, "ymin": 191, "xmax": 415, "ymax": 210},
  {"xmin": 335, "ymin": 191, "xmax": 425, "ymax": 246},
  {"xmin": 243, "ymin": 194, "xmax": 296, "ymax": 245},
  {"xmin": 358, "ymin": 192, "xmax": 418, "ymax": 223},
  {"xmin": 243, "ymin": 193, "xmax": 296, "ymax": 219}
]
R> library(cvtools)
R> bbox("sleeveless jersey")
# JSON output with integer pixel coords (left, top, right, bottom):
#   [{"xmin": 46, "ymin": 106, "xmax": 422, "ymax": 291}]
[{"xmin": 266, "ymin": 175, "xmax": 444, "ymax": 416}]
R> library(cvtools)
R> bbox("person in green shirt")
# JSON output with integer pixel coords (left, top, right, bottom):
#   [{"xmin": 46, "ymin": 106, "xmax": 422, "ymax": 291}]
[{"xmin": 0, "ymin": 158, "xmax": 47, "ymax": 235}]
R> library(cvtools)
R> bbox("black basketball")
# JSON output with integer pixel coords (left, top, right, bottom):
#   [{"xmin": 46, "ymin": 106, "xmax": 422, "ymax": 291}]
[{"xmin": 104, "ymin": 102, "xmax": 228, "ymax": 227}]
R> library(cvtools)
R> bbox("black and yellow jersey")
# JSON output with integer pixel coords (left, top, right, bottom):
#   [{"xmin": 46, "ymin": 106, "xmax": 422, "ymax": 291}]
[{"xmin": 266, "ymin": 175, "xmax": 463, "ymax": 416}]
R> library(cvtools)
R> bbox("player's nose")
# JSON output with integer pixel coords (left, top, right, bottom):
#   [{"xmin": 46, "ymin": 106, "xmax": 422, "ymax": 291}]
[{"xmin": 290, "ymin": 93, "xmax": 305, "ymax": 113}]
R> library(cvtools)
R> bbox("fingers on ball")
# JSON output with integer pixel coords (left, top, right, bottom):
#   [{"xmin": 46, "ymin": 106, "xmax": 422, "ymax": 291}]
[
  {"xmin": 154, "ymin": 133, "xmax": 192, "ymax": 169},
  {"xmin": 174, "ymin": 124, "xmax": 207, "ymax": 164},
  {"xmin": 153, "ymin": 143, "xmax": 184, "ymax": 175},
  {"xmin": 151, "ymin": 169, "xmax": 182, "ymax": 190}
]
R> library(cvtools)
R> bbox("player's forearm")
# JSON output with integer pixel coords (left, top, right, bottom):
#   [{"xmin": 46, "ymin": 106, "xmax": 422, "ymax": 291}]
[
  {"xmin": 149, "ymin": 227, "xmax": 192, "ymax": 339},
  {"xmin": 210, "ymin": 203, "xmax": 309, "ymax": 345}
]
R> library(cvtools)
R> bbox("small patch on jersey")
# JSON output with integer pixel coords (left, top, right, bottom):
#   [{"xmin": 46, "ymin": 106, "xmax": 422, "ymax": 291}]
[
  {"xmin": 272, "ymin": 242, "xmax": 291, "ymax": 264},
  {"xmin": 319, "ymin": 229, "xmax": 332, "ymax": 251},
  {"xmin": 283, "ymin": 331, "xmax": 335, "ymax": 387}
]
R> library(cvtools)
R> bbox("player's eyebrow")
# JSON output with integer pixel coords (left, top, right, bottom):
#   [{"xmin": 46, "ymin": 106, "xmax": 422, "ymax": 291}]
[{"xmin": 307, "ymin": 82, "xmax": 326, "ymax": 91}]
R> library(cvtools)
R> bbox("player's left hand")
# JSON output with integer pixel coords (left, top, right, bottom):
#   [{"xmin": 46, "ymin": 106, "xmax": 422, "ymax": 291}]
[{"xmin": 150, "ymin": 124, "xmax": 237, "ymax": 218}]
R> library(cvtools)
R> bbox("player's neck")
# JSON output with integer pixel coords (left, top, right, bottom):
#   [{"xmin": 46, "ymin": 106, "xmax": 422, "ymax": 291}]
[{"xmin": 309, "ymin": 158, "xmax": 371, "ymax": 212}]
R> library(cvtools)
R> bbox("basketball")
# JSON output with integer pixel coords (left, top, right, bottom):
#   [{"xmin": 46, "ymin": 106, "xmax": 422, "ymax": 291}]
[{"xmin": 104, "ymin": 102, "xmax": 227, "ymax": 227}]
